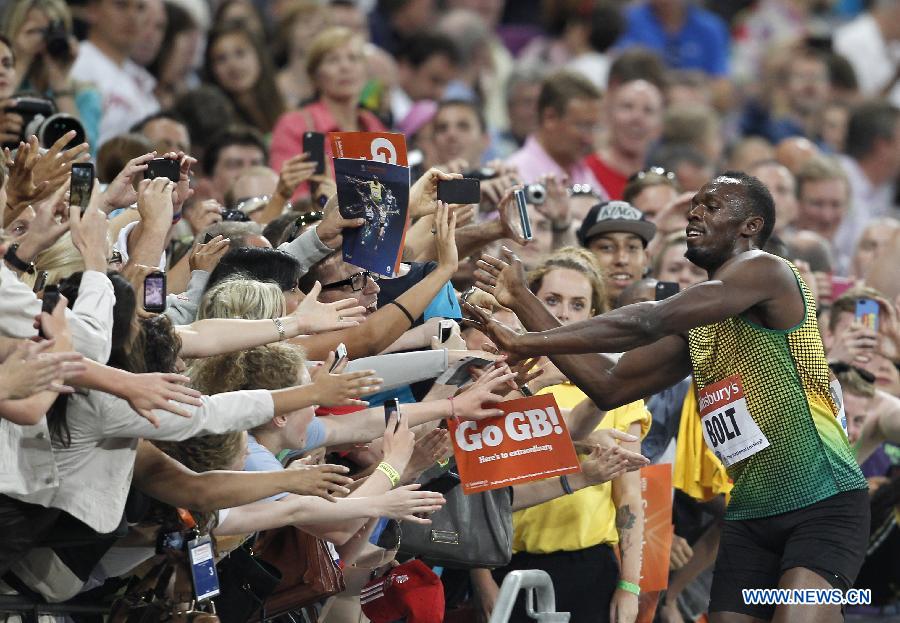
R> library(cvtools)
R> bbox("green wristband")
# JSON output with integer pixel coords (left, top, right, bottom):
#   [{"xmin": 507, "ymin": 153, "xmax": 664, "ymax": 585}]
[{"xmin": 617, "ymin": 580, "xmax": 640, "ymax": 596}]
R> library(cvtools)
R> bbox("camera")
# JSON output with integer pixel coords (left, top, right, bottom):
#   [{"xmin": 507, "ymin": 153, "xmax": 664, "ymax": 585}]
[
  {"xmin": 2, "ymin": 96, "xmax": 85, "ymax": 150},
  {"xmin": 524, "ymin": 183, "xmax": 546, "ymax": 206},
  {"xmin": 462, "ymin": 167, "xmax": 498, "ymax": 181},
  {"xmin": 44, "ymin": 21, "xmax": 72, "ymax": 63}
]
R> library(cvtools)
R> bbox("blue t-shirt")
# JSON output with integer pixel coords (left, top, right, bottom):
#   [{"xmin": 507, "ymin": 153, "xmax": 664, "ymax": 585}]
[
  {"xmin": 244, "ymin": 419, "xmax": 328, "ymax": 500},
  {"xmin": 616, "ymin": 3, "xmax": 731, "ymax": 77}
]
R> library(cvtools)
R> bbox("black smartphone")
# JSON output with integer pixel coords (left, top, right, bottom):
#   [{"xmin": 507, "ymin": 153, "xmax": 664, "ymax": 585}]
[
  {"xmin": 655, "ymin": 281, "xmax": 680, "ymax": 301},
  {"xmin": 514, "ymin": 188, "xmax": 533, "ymax": 241},
  {"xmin": 439, "ymin": 319, "xmax": 454, "ymax": 343},
  {"xmin": 420, "ymin": 472, "xmax": 460, "ymax": 495},
  {"xmin": 437, "ymin": 178, "xmax": 481, "ymax": 205},
  {"xmin": 144, "ymin": 158, "xmax": 180, "ymax": 182},
  {"xmin": 143, "ymin": 271, "xmax": 167, "ymax": 313},
  {"xmin": 33, "ymin": 270, "xmax": 49, "ymax": 293},
  {"xmin": 384, "ymin": 398, "xmax": 401, "ymax": 430},
  {"xmin": 70, "ymin": 162, "xmax": 94, "ymax": 213},
  {"xmin": 303, "ymin": 132, "xmax": 326, "ymax": 175},
  {"xmin": 330, "ymin": 343, "xmax": 348, "ymax": 373}
]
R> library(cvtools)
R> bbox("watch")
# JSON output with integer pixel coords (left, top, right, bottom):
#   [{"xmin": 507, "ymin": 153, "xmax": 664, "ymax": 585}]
[{"xmin": 4, "ymin": 243, "xmax": 35, "ymax": 274}]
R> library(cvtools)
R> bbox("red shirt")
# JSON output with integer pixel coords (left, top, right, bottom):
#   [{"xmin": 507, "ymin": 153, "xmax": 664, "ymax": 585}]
[{"xmin": 585, "ymin": 154, "xmax": 629, "ymax": 200}]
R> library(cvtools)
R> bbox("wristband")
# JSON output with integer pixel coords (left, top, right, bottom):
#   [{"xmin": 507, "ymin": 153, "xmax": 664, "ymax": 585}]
[
  {"xmin": 388, "ymin": 300, "xmax": 415, "ymax": 326},
  {"xmin": 560, "ymin": 475, "xmax": 573, "ymax": 495},
  {"xmin": 273, "ymin": 317, "xmax": 287, "ymax": 341},
  {"xmin": 375, "ymin": 461, "xmax": 401, "ymax": 487},
  {"xmin": 436, "ymin": 457, "xmax": 450, "ymax": 468},
  {"xmin": 617, "ymin": 580, "xmax": 640, "ymax": 596}
]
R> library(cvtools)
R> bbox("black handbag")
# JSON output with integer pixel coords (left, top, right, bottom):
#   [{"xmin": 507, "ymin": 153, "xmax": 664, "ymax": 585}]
[
  {"xmin": 214, "ymin": 539, "xmax": 282, "ymax": 623},
  {"xmin": 398, "ymin": 477, "xmax": 513, "ymax": 569}
]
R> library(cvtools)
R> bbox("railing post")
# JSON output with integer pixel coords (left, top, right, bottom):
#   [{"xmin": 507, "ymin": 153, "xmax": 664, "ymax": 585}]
[{"xmin": 488, "ymin": 570, "xmax": 570, "ymax": 623}]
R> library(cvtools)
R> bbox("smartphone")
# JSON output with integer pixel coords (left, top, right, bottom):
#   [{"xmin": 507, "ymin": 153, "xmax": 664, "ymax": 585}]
[
  {"xmin": 831, "ymin": 275, "xmax": 854, "ymax": 300},
  {"xmin": 330, "ymin": 343, "xmax": 348, "ymax": 373},
  {"xmin": 69, "ymin": 162, "xmax": 94, "ymax": 213},
  {"xmin": 143, "ymin": 271, "xmax": 166, "ymax": 313},
  {"xmin": 437, "ymin": 178, "xmax": 481, "ymax": 204},
  {"xmin": 144, "ymin": 157, "xmax": 180, "ymax": 182},
  {"xmin": 514, "ymin": 188, "xmax": 533, "ymax": 241},
  {"xmin": 439, "ymin": 319, "xmax": 454, "ymax": 343},
  {"xmin": 655, "ymin": 281, "xmax": 680, "ymax": 301},
  {"xmin": 33, "ymin": 270, "xmax": 49, "ymax": 293},
  {"xmin": 856, "ymin": 298, "xmax": 879, "ymax": 332},
  {"xmin": 384, "ymin": 398, "xmax": 401, "ymax": 430},
  {"xmin": 203, "ymin": 232, "xmax": 215, "ymax": 245},
  {"xmin": 39, "ymin": 285, "xmax": 60, "ymax": 339},
  {"xmin": 303, "ymin": 131, "xmax": 326, "ymax": 175}
]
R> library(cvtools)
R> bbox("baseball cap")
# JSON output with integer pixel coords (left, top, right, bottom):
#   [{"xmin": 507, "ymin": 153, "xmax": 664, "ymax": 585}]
[
  {"xmin": 360, "ymin": 560, "xmax": 444, "ymax": 623},
  {"xmin": 577, "ymin": 200, "xmax": 657, "ymax": 247}
]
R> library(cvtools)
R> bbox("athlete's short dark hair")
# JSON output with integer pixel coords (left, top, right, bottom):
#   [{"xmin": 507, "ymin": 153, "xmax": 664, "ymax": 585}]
[{"xmin": 717, "ymin": 170, "xmax": 776, "ymax": 247}]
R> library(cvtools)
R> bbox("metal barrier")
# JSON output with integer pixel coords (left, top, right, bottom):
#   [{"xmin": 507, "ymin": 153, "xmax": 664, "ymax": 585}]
[{"xmin": 489, "ymin": 570, "xmax": 570, "ymax": 623}]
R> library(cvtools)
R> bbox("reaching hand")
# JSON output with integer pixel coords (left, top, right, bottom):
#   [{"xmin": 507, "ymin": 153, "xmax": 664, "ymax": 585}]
[
  {"xmin": 830, "ymin": 322, "xmax": 878, "ymax": 365},
  {"xmin": 453, "ymin": 365, "xmax": 516, "ymax": 420},
  {"xmin": 479, "ymin": 173, "xmax": 520, "ymax": 207},
  {"xmin": 409, "ymin": 167, "xmax": 463, "ymax": 219},
  {"xmin": 277, "ymin": 154, "xmax": 318, "ymax": 199},
  {"xmin": 185, "ymin": 200, "xmax": 223, "ymax": 235},
  {"xmin": 670, "ymin": 535, "xmax": 693, "ymax": 570},
  {"xmin": 290, "ymin": 281, "xmax": 367, "ymax": 334},
  {"xmin": 30, "ymin": 132, "xmax": 90, "ymax": 202},
  {"xmin": 581, "ymin": 444, "xmax": 648, "ymax": 485},
  {"xmin": 137, "ymin": 177, "xmax": 176, "ymax": 224},
  {"xmin": 382, "ymin": 405, "xmax": 416, "ymax": 477},
  {"xmin": 401, "ymin": 427, "xmax": 452, "ymax": 483},
  {"xmin": 122, "ymin": 372, "xmax": 204, "ymax": 427},
  {"xmin": 474, "ymin": 246, "xmax": 529, "ymax": 310},
  {"xmin": 189, "ymin": 234, "xmax": 230, "ymax": 273},
  {"xmin": 68, "ymin": 184, "xmax": 110, "ymax": 272},
  {"xmin": 285, "ymin": 461, "xmax": 353, "ymax": 501},
  {"xmin": 4, "ymin": 139, "xmax": 47, "ymax": 219},
  {"xmin": 433, "ymin": 200, "xmax": 459, "ymax": 274},
  {"xmin": 159, "ymin": 151, "xmax": 196, "ymax": 212},
  {"xmin": 375, "ymin": 484, "xmax": 446, "ymax": 523},
  {"xmin": 15, "ymin": 186, "xmax": 71, "ymax": 258},
  {"xmin": 462, "ymin": 302, "xmax": 525, "ymax": 361},
  {"xmin": 101, "ymin": 152, "xmax": 156, "ymax": 212},
  {"xmin": 0, "ymin": 340, "xmax": 85, "ymax": 400},
  {"xmin": 309, "ymin": 355, "xmax": 382, "ymax": 407},
  {"xmin": 317, "ymin": 193, "xmax": 364, "ymax": 249}
]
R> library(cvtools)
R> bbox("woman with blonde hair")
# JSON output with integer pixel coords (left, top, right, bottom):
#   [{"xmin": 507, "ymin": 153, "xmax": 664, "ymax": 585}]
[
  {"xmin": 472, "ymin": 246, "xmax": 650, "ymax": 623},
  {"xmin": 270, "ymin": 26, "xmax": 386, "ymax": 196}
]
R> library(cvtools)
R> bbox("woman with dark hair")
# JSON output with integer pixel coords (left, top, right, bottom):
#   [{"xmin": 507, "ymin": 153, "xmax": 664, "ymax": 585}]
[
  {"xmin": 204, "ymin": 20, "xmax": 285, "ymax": 136},
  {"xmin": 147, "ymin": 2, "xmax": 201, "ymax": 109}
]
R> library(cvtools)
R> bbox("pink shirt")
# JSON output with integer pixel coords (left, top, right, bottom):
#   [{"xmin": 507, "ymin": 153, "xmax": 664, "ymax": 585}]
[
  {"xmin": 506, "ymin": 135, "xmax": 607, "ymax": 198},
  {"xmin": 270, "ymin": 100, "xmax": 386, "ymax": 196}
]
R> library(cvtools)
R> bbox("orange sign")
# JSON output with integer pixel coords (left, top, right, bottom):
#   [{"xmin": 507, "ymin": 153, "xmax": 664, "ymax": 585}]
[
  {"xmin": 329, "ymin": 132, "xmax": 408, "ymax": 166},
  {"xmin": 448, "ymin": 394, "xmax": 580, "ymax": 494},
  {"xmin": 638, "ymin": 463, "xmax": 674, "ymax": 593}
]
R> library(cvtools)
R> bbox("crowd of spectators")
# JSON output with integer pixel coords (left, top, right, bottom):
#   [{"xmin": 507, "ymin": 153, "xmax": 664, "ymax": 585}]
[{"xmin": 1, "ymin": 0, "xmax": 900, "ymax": 622}]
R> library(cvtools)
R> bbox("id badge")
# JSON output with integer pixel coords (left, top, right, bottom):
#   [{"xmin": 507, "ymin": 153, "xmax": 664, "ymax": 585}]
[
  {"xmin": 698, "ymin": 374, "xmax": 770, "ymax": 467},
  {"xmin": 188, "ymin": 535, "xmax": 220, "ymax": 601}
]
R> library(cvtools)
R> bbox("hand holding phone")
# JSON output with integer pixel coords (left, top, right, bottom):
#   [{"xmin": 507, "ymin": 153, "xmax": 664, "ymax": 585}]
[
  {"xmin": 33, "ymin": 270, "xmax": 49, "ymax": 293},
  {"xmin": 143, "ymin": 271, "xmax": 167, "ymax": 313},
  {"xmin": 514, "ymin": 189, "xmax": 533, "ymax": 241},
  {"xmin": 330, "ymin": 343, "xmax": 348, "ymax": 373},
  {"xmin": 303, "ymin": 132, "xmax": 326, "ymax": 175},
  {"xmin": 384, "ymin": 398, "xmax": 401, "ymax": 431},
  {"xmin": 438, "ymin": 319, "xmax": 455, "ymax": 343},
  {"xmin": 856, "ymin": 298, "xmax": 880, "ymax": 332},
  {"xmin": 144, "ymin": 158, "xmax": 181, "ymax": 182}
]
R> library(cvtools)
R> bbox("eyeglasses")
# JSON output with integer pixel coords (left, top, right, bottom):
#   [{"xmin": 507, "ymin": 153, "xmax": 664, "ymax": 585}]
[
  {"xmin": 321, "ymin": 270, "xmax": 379, "ymax": 292},
  {"xmin": 627, "ymin": 167, "xmax": 677, "ymax": 184},
  {"xmin": 285, "ymin": 211, "xmax": 325, "ymax": 243}
]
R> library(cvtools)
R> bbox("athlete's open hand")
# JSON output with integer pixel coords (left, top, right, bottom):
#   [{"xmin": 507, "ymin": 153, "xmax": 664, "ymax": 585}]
[
  {"xmin": 462, "ymin": 301, "xmax": 526, "ymax": 362},
  {"xmin": 474, "ymin": 246, "xmax": 529, "ymax": 311}
]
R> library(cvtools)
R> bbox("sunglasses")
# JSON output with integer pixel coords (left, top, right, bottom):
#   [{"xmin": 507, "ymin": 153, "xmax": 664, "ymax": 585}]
[
  {"xmin": 321, "ymin": 270, "xmax": 380, "ymax": 292},
  {"xmin": 285, "ymin": 211, "xmax": 325, "ymax": 243},
  {"xmin": 828, "ymin": 362, "xmax": 876, "ymax": 384}
]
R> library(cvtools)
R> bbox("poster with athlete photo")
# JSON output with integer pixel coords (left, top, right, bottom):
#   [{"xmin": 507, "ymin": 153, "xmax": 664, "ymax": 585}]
[{"xmin": 334, "ymin": 158, "xmax": 410, "ymax": 277}]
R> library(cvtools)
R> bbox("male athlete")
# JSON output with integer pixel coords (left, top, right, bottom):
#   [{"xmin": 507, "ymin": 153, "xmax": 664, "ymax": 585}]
[{"xmin": 467, "ymin": 172, "xmax": 868, "ymax": 623}]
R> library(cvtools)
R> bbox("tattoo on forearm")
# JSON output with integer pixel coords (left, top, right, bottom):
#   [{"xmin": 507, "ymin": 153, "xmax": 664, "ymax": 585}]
[{"xmin": 616, "ymin": 504, "xmax": 636, "ymax": 531}]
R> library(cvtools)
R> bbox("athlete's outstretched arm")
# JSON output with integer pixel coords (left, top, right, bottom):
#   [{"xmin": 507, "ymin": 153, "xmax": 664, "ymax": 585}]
[{"xmin": 471, "ymin": 250, "xmax": 796, "ymax": 358}]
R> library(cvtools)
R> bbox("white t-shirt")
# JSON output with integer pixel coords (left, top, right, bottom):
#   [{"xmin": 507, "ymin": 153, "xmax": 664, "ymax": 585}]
[
  {"xmin": 70, "ymin": 41, "xmax": 160, "ymax": 146},
  {"xmin": 834, "ymin": 14, "xmax": 900, "ymax": 107}
]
